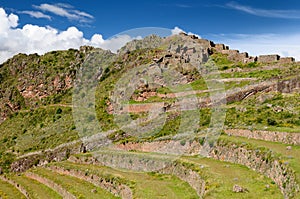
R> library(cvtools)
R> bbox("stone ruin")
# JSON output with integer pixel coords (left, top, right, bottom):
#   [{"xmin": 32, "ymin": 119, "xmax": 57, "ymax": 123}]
[
  {"xmin": 257, "ymin": 55, "xmax": 295, "ymax": 64},
  {"xmin": 178, "ymin": 32, "xmax": 296, "ymax": 64}
]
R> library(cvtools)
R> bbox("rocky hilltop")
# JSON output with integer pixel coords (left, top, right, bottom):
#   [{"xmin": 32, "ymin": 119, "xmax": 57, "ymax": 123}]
[{"xmin": 0, "ymin": 33, "xmax": 299, "ymax": 199}]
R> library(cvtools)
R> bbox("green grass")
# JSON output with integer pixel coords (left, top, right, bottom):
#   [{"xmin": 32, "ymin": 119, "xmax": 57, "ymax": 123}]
[
  {"xmin": 51, "ymin": 161, "xmax": 199, "ymax": 199},
  {"xmin": 9, "ymin": 174, "xmax": 62, "ymax": 199},
  {"xmin": 69, "ymin": 150, "xmax": 283, "ymax": 199},
  {"xmin": 224, "ymin": 80, "xmax": 255, "ymax": 90},
  {"xmin": 0, "ymin": 178, "xmax": 26, "ymax": 199},
  {"xmin": 183, "ymin": 156, "xmax": 283, "ymax": 199},
  {"xmin": 30, "ymin": 167, "xmax": 119, "ymax": 199},
  {"xmin": 222, "ymin": 135, "xmax": 300, "ymax": 185},
  {"xmin": 217, "ymin": 66, "xmax": 298, "ymax": 80},
  {"xmin": 225, "ymin": 92, "xmax": 300, "ymax": 132},
  {"xmin": 210, "ymin": 53, "xmax": 234, "ymax": 68},
  {"xmin": 0, "ymin": 106, "xmax": 78, "ymax": 155}
]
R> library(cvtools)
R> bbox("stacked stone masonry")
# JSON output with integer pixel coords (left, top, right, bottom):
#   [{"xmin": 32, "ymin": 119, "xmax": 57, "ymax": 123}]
[{"xmin": 178, "ymin": 33, "xmax": 296, "ymax": 64}]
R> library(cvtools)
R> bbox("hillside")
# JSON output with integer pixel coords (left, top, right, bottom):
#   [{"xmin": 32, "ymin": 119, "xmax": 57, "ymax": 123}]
[{"xmin": 0, "ymin": 33, "xmax": 299, "ymax": 199}]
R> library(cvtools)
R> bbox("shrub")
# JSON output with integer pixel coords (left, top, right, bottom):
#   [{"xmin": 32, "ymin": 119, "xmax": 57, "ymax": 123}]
[
  {"xmin": 198, "ymin": 137, "xmax": 205, "ymax": 146},
  {"xmin": 180, "ymin": 140, "xmax": 186, "ymax": 146},
  {"xmin": 56, "ymin": 108, "xmax": 63, "ymax": 114},
  {"xmin": 267, "ymin": 118, "xmax": 277, "ymax": 126}
]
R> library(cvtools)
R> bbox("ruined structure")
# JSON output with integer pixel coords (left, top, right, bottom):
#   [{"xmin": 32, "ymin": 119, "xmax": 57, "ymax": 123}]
[
  {"xmin": 258, "ymin": 55, "xmax": 280, "ymax": 63},
  {"xmin": 177, "ymin": 33, "xmax": 296, "ymax": 64},
  {"xmin": 279, "ymin": 57, "xmax": 295, "ymax": 64}
]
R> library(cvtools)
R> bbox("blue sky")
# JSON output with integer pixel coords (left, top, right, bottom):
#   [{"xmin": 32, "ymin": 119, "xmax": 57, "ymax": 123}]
[{"xmin": 1, "ymin": 0, "xmax": 300, "ymax": 62}]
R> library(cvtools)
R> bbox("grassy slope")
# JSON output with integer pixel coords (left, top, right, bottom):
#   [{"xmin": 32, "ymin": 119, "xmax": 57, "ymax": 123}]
[
  {"xmin": 30, "ymin": 167, "xmax": 119, "ymax": 199},
  {"xmin": 222, "ymin": 135, "xmax": 300, "ymax": 184},
  {"xmin": 0, "ymin": 41, "xmax": 299, "ymax": 198},
  {"xmin": 0, "ymin": 106, "xmax": 77, "ymax": 154},
  {"xmin": 51, "ymin": 161, "xmax": 199, "ymax": 199},
  {"xmin": 69, "ymin": 151, "xmax": 283, "ymax": 198},
  {"xmin": 225, "ymin": 92, "xmax": 300, "ymax": 132},
  {"xmin": 184, "ymin": 157, "xmax": 282, "ymax": 199},
  {"xmin": 9, "ymin": 174, "xmax": 62, "ymax": 199},
  {"xmin": 0, "ymin": 179, "xmax": 26, "ymax": 199},
  {"xmin": 0, "ymin": 46, "xmax": 299, "ymax": 159}
]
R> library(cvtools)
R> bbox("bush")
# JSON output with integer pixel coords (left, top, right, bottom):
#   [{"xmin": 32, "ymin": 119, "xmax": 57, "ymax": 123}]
[
  {"xmin": 56, "ymin": 108, "xmax": 63, "ymax": 114},
  {"xmin": 180, "ymin": 140, "xmax": 186, "ymax": 146},
  {"xmin": 198, "ymin": 137, "xmax": 205, "ymax": 146},
  {"xmin": 267, "ymin": 118, "xmax": 277, "ymax": 126}
]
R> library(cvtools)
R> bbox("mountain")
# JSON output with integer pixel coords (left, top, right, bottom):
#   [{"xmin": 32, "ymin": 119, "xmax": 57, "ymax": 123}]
[{"xmin": 0, "ymin": 33, "xmax": 299, "ymax": 199}]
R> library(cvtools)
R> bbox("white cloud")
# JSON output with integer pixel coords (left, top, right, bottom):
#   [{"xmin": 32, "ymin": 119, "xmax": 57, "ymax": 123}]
[
  {"xmin": 226, "ymin": 1, "xmax": 300, "ymax": 19},
  {"xmin": 171, "ymin": 26, "xmax": 201, "ymax": 38},
  {"xmin": 0, "ymin": 8, "xmax": 18, "ymax": 33},
  {"xmin": 0, "ymin": 8, "xmax": 137, "ymax": 64},
  {"xmin": 210, "ymin": 33, "xmax": 300, "ymax": 61},
  {"xmin": 20, "ymin": 11, "xmax": 51, "ymax": 20},
  {"xmin": 171, "ymin": 26, "xmax": 185, "ymax": 35},
  {"xmin": 34, "ymin": 3, "xmax": 94, "ymax": 22},
  {"xmin": 89, "ymin": 34, "xmax": 142, "ymax": 53}
]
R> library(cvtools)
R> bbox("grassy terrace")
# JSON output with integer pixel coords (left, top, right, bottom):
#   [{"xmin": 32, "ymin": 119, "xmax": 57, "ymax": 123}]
[
  {"xmin": 29, "ymin": 167, "xmax": 119, "ymax": 199},
  {"xmin": 0, "ymin": 178, "xmax": 26, "ymax": 199},
  {"xmin": 70, "ymin": 150, "xmax": 283, "ymax": 198},
  {"xmin": 50, "ymin": 161, "xmax": 199, "ymax": 199},
  {"xmin": 183, "ymin": 157, "xmax": 282, "ymax": 199},
  {"xmin": 221, "ymin": 135, "xmax": 300, "ymax": 184},
  {"xmin": 9, "ymin": 174, "xmax": 61, "ymax": 199}
]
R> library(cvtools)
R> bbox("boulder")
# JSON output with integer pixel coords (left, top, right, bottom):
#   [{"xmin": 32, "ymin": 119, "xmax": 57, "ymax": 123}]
[{"xmin": 233, "ymin": 184, "xmax": 248, "ymax": 193}]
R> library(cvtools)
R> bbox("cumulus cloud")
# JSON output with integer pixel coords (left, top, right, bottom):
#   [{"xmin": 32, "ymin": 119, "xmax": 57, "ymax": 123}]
[
  {"xmin": 210, "ymin": 33, "xmax": 300, "ymax": 61},
  {"xmin": 89, "ymin": 34, "xmax": 142, "ymax": 53},
  {"xmin": 0, "ymin": 8, "xmax": 18, "ymax": 32},
  {"xmin": 171, "ymin": 26, "xmax": 201, "ymax": 38},
  {"xmin": 0, "ymin": 8, "xmax": 137, "ymax": 63},
  {"xmin": 34, "ymin": 3, "xmax": 94, "ymax": 22},
  {"xmin": 171, "ymin": 26, "xmax": 185, "ymax": 35},
  {"xmin": 19, "ymin": 11, "xmax": 51, "ymax": 20}
]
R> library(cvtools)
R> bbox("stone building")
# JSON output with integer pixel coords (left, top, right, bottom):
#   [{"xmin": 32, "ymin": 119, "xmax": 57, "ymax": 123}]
[
  {"xmin": 257, "ymin": 55, "xmax": 280, "ymax": 63},
  {"xmin": 279, "ymin": 57, "xmax": 295, "ymax": 64},
  {"xmin": 214, "ymin": 44, "xmax": 229, "ymax": 52}
]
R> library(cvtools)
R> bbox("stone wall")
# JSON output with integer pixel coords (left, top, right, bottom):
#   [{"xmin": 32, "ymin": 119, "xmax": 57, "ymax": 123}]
[
  {"xmin": 214, "ymin": 44, "xmax": 229, "ymax": 52},
  {"xmin": 47, "ymin": 165, "xmax": 133, "ymax": 199},
  {"xmin": 279, "ymin": 57, "xmax": 295, "ymax": 64},
  {"xmin": 0, "ymin": 175, "xmax": 30, "ymax": 198},
  {"xmin": 258, "ymin": 55, "xmax": 280, "ymax": 63},
  {"xmin": 11, "ymin": 142, "xmax": 81, "ymax": 172},
  {"xmin": 159, "ymin": 162, "xmax": 206, "ymax": 197},
  {"xmin": 243, "ymin": 56, "xmax": 257, "ymax": 63},
  {"xmin": 210, "ymin": 139, "xmax": 299, "ymax": 199},
  {"xmin": 116, "ymin": 138, "xmax": 299, "ymax": 198},
  {"xmin": 277, "ymin": 77, "xmax": 300, "ymax": 93},
  {"xmin": 225, "ymin": 129, "xmax": 300, "ymax": 145},
  {"xmin": 206, "ymin": 38, "xmax": 295, "ymax": 64},
  {"xmin": 73, "ymin": 150, "xmax": 206, "ymax": 198},
  {"xmin": 25, "ymin": 172, "xmax": 76, "ymax": 199}
]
